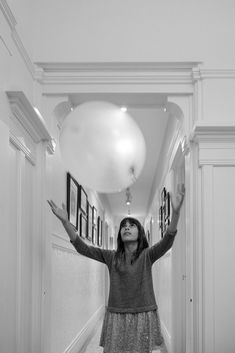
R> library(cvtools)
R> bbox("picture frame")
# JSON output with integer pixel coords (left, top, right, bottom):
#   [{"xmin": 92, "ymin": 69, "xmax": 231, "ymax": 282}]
[
  {"xmin": 161, "ymin": 187, "xmax": 166, "ymax": 204},
  {"xmin": 66, "ymin": 173, "xmax": 79, "ymax": 230},
  {"xmin": 98, "ymin": 218, "xmax": 103, "ymax": 247},
  {"xmin": 87, "ymin": 202, "xmax": 93, "ymax": 241},
  {"xmin": 165, "ymin": 192, "xmax": 171, "ymax": 219},
  {"xmin": 79, "ymin": 185, "xmax": 88, "ymax": 215},
  {"xmin": 80, "ymin": 212, "xmax": 87, "ymax": 239},
  {"xmin": 97, "ymin": 216, "xmax": 102, "ymax": 247},
  {"xmin": 92, "ymin": 226, "xmax": 97, "ymax": 245},
  {"xmin": 159, "ymin": 206, "xmax": 163, "ymax": 230},
  {"xmin": 92, "ymin": 206, "xmax": 97, "ymax": 226}
]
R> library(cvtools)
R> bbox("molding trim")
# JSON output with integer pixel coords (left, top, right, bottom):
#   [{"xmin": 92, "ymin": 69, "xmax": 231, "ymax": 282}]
[
  {"xmin": 0, "ymin": 0, "xmax": 17, "ymax": 30},
  {"xmin": 193, "ymin": 68, "xmax": 235, "ymax": 81},
  {"xmin": 190, "ymin": 122, "xmax": 235, "ymax": 142},
  {"xmin": 190, "ymin": 122, "xmax": 235, "ymax": 165},
  {"xmin": 64, "ymin": 305, "xmax": 105, "ymax": 353},
  {"xmin": 11, "ymin": 29, "xmax": 35, "ymax": 77},
  {"xmin": 0, "ymin": 0, "xmax": 35, "ymax": 77},
  {"xmin": 161, "ymin": 319, "xmax": 171, "ymax": 353},
  {"xmin": 51, "ymin": 232, "xmax": 95, "ymax": 255},
  {"xmin": 10, "ymin": 131, "xmax": 36, "ymax": 165},
  {"xmin": 6, "ymin": 91, "xmax": 54, "ymax": 154},
  {"xmin": 35, "ymin": 61, "xmax": 200, "ymax": 86}
]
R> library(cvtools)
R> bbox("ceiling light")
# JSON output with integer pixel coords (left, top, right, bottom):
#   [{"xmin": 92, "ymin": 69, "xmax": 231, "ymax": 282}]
[
  {"xmin": 126, "ymin": 187, "xmax": 132, "ymax": 206},
  {"xmin": 121, "ymin": 106, "xmax": 127, "ymax": 112}
]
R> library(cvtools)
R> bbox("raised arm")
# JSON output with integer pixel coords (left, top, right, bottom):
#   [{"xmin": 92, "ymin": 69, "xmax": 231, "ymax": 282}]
[
  {"xmin": 148, "ymin": 184, "xmax": 185, "ymax": 264},
  {"xmin": 47, "ymin": 200, "xmax": 77, "ymax": 241},
  {"xmin": 47, "ymin": 200, "xmax": 113, "ymax": 266},
  {"xmin": 168, "ymin": 183, "xmax": 185, "ymax": 232}
]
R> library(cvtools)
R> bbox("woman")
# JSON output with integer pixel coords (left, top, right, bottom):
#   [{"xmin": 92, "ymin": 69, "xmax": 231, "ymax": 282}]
[{"xmin": 48, "ymin": 184, "xmax": 185, "ymax": 353}]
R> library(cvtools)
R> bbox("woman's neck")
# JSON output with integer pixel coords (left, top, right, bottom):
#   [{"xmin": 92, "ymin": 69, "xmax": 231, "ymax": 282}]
[{"xmin": 124, "ymin": 241, "xmax": 138, "ymax": 254}]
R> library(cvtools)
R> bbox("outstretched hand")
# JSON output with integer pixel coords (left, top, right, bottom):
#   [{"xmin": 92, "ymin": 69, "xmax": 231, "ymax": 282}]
[
  {"xmin": 170, "ymin": 184, "xmax": 185, "ymax": 213},
  {"xmin": 47, "ymin": 200, "xmax": 68, "ymax": 223}
]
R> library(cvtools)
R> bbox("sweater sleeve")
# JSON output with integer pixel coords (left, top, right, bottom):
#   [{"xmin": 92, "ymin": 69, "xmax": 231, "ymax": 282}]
[
  {"xmin": 70, "ymin": 235, "xmax": 114, "ymax": 268},
  {"xmin": 147, "ymin": 228, "xmax": 177, "ymax": 264}
]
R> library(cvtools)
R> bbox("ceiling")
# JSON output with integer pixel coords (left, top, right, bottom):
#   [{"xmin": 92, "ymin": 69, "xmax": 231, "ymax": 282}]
[{"xmin": 68, "ymin": 93, "xmax": 170, "ymax": 225}]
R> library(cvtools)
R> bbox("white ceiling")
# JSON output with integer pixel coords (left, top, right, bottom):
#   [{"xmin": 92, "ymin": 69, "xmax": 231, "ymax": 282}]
[{"xmin": 69, "ymin": 93, "xmax": 170, "ymax": 225}]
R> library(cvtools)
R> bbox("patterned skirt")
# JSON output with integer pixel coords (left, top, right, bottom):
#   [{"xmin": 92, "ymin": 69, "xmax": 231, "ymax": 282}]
[{"xmin": 99, "ymin": 308, "xmax": 167, "ymax": 353}]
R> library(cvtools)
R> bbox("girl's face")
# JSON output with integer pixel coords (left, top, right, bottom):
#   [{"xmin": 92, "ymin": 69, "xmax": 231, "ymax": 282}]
[{"xmin": 120, "ymin": 220, "xmax": 139, "ymax": 243}]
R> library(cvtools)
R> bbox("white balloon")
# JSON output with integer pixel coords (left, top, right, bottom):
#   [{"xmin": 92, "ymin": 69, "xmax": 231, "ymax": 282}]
[{"xmin": 59, "ymin": 101, "xmax": 146, "ymax": 193}]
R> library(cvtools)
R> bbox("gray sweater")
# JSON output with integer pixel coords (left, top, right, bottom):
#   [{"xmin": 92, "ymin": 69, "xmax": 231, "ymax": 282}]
[{"xmin": 70, "ymin": 229, "xmax": 177, "ymax": 313}]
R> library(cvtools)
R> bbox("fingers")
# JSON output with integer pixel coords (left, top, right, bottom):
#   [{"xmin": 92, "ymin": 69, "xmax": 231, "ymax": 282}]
[
  {"xmin": 47, "ymin": 200, "xmax": 53, "ymax": 208},
  {"xmin": 47, "ymin": 199, "xmax": 58, "ymax": 211}
]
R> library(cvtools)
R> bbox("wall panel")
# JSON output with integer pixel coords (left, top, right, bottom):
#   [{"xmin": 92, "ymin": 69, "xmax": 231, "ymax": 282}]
[
  {"xmin": 51, "ymin": 237, "xmax": 105, "ymax": 353},
  {"xmin": 213, "ymin": 166, "xmax": 235, "ymax": 353}
]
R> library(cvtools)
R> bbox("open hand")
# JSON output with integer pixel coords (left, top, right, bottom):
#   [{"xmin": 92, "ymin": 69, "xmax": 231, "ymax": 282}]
[
  {"xmin": 47, "ymin": 200, "xmax": 68, "ymax": 223},
  {"xmin": 170, "ymin": 184, "xmax": 185, "ymax": 213}
]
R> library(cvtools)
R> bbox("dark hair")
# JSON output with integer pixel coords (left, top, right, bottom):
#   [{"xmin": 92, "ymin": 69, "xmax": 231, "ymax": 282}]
[{"xmin": 114, "ymin": 217, "xmax": 149, "ymax": 269}]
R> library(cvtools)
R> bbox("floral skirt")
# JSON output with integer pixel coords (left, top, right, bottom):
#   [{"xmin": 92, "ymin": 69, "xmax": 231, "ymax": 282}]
[{"xmin": 99, "ymin": 308, "xmax": 167, "ymax": 353}]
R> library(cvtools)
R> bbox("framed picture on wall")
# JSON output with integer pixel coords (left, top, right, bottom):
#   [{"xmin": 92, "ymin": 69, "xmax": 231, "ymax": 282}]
[
  {"xmin": 159, "ymin": 187, "xmax": 171, "ymax": 238},
  {"xmin": 66, "ymin": 173, "xmax": 79, "ymax": 230},
  {"xmin": 80, "ymin": 212, "xmax": 87, "ymax": 239},
  {"xmin": 97, "ymin": 216, "xmax": 101, "ymax": 246},
  {"xmin": 87, "ymin": 202, "xmax": 93, "ymax": 241},
  {"xmin": 161, "ymin": 187, "xmax": 166, "ymax": 204},
  {"xmin": 165, "ymin": 192, "xmax": 171, "ymax": 219},
  {"xmin": 98, "ymin": 218, "xmax": 103, "ymax": 247},
  {"xmin": 79, "ymin": 185, "xmax": 88, "ymax": 215},
  {"xmin": 92, "ymin": 206, "xmax": 97, "ymax": 226},
  {"xmin": 92, "ymin": 226, "xmax": 97, "ymax": 245}
]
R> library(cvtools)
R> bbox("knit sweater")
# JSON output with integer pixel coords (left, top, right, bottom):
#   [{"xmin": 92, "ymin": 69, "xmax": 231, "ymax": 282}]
[{"xmin": 70, "ymin": 228, "xmax": 177, "ymax": 313}]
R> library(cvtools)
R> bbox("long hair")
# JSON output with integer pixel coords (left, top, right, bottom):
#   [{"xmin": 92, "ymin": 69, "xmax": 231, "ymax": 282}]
[{"xmin": 114, "ymin": 217, "xmax": 149, "ymax": 269}]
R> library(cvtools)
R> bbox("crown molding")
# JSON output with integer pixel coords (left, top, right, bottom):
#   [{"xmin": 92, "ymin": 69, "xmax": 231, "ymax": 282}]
[
  {"xmin": 10, "ymin": 131, "xmax": 36, "ymax": 165},
  {"xmin": 193, "ymin": 68, "xmax": 235, "ymax": 81},
  {"xmin": 0, "ymin": 0, "xmax": 35, "ymax": 77},
  {"xmin": 190, "ymin": 122, "xmax": 235, "ymax": 165},
  {"xmin": 6, "ymin": 91, "xmax": 54, "ymax": 154},
  {"xmin": 0, "ymin": 0, "xmax": 17, "ymax": 29},
  {"xmin": 11, "ymin": 30, "xmax": 35, "ymax": 77},
  {"xmin": 35, "ymin": 61, "xmax": 201, "ymax": 86},
  {"xmin": 190, "ymin": 122, "xmax": 235, "ymax": 142}
]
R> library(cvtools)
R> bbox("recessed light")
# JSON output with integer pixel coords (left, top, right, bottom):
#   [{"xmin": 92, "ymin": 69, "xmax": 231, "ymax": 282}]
[{"xmin": 121, "ymin": 106, "xmax": 127, "ymax": 112}]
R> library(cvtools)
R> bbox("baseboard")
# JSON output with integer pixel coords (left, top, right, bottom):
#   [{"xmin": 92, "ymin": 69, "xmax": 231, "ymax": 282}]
[
  {"xmin": 161, "ymin": 319, "xmax": 171, "ymax": 353},
  {"xmin": 64, "ymin": 305, "xmax": 105, "ymax": 353}
]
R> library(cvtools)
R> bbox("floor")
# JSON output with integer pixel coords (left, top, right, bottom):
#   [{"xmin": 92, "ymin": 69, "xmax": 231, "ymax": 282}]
[{"xmin": 83, "ymin": 319, "xmax": 103, "ymax": 353}]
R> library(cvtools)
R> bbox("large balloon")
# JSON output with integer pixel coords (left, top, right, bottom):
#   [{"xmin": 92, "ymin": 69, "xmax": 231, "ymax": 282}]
[{"xmin": 59, "ymin": 101, "xmax": 146, "ymax": 193}]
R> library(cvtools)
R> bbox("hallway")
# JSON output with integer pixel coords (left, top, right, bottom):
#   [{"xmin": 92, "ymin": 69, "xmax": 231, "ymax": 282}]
[{"xmin": 1, "ymin": 1, "xmax": 235, "ymax": 352}]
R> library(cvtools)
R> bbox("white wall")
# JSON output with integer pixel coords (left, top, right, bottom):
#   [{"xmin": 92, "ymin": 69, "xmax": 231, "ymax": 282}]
[
  {"xmin": 0, "ymin": 5, "xmax": 37, "ymax": 353},
  {"xmin": 42, "ymin": 94, "xmax": 114, "ymax": 352},
  {"xmin": 213, "ymin": 167, "xmax": 235, "ymax": 351},
  {"xmin": 0, "ymin": 4, "xmax": 114, "ymax": 353}
]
